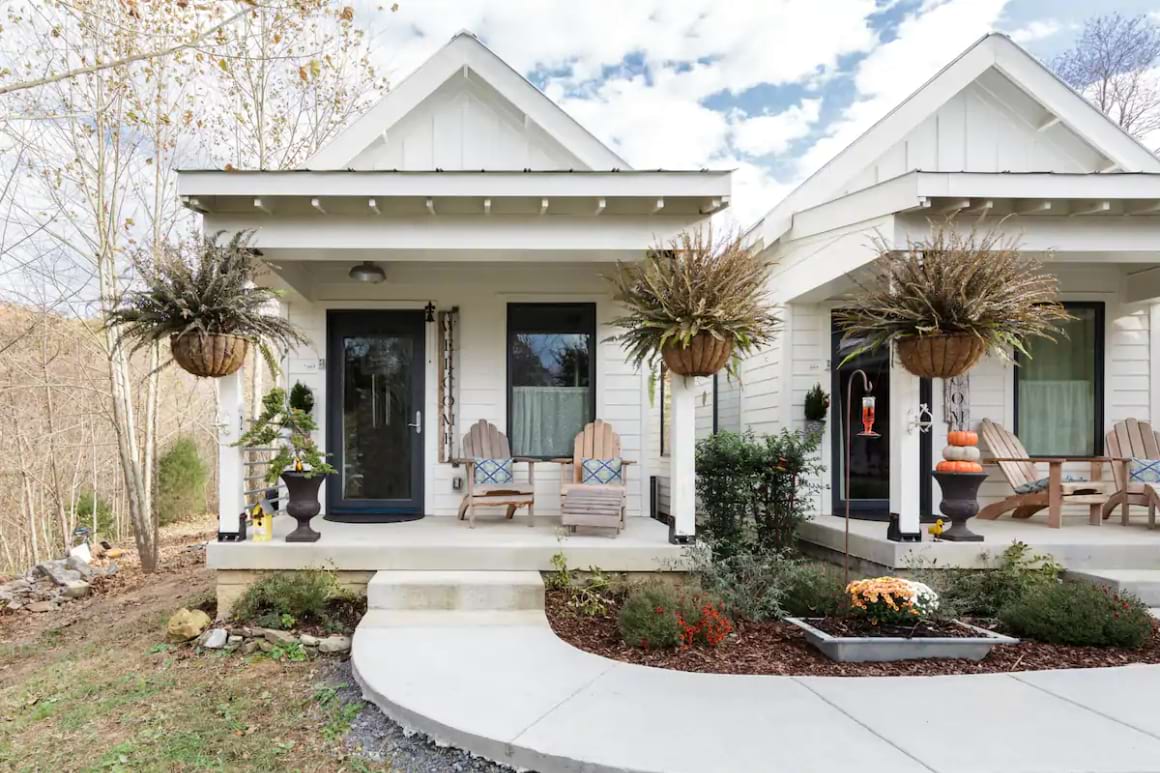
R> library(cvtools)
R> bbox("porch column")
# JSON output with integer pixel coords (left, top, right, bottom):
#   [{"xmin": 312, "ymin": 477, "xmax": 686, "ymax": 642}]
[
  {"xmin": 669, "ymin": 373, "xmax": 696, "ymax": 539},
  {"xmin": 889, "ymin": 358, "xmax": 922, "ymax": 535},
  {"xmin": 217, "ymin": 369, "xmax": 246, "ymax": 536}
]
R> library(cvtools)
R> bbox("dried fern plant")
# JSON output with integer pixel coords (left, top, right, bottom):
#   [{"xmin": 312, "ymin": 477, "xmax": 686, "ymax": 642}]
[
  {"xmin": 106, "ymin": 231, "xmax": 309, "ymax": 373},
  {"xmin": 835, "ymin": 218, "xmax": 1070, "ymax": 364},
  {"xmin": 605, "ymin": 226, "xmax": 780, "ymax": 375}
]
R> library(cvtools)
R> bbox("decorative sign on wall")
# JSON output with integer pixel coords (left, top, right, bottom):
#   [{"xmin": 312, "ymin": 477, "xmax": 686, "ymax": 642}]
[
  {"xmin": 943, "ymin": 373, "xmax": 970, "ymax": 432},
  {"xmin": 437, "ymin": 308, "xmax": 459, "ymax": 462}
]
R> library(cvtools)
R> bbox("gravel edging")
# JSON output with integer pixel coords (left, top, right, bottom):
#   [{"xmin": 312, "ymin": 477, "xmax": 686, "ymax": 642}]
[{"xmin": 320, "ymin": 659, "xmax": 514, "ymax": 773}]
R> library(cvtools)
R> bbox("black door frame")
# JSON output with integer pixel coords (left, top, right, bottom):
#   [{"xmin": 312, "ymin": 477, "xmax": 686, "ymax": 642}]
[
  {"xmin": 830, "ymin": 321, "xmax": 933, "ymax": 520},
  {"xmin": 325, "ymin": 310, "xmax": 426, "ymax": 518}
]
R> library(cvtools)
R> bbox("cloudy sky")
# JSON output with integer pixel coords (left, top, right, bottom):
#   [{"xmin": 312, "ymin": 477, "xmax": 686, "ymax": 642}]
[{"xmin": 357, "ymin": 0, "xmax": 1160, "ymax": 224}]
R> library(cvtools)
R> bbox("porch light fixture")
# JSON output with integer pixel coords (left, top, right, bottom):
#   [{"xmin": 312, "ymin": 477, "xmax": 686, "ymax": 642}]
[
  {"xmin": 349, "ymin": 261, "xmax": 385, "ymax": 284},
  {"xmin": 424, "ymin": 302, "xmax": 436, "ymax": 323}
]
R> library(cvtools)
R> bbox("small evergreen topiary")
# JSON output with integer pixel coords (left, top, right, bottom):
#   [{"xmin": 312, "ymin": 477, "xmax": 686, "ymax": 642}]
[
  {"xmin": 999, "ymin": 581, "xmax": 1153, "ymax": 649},
  {"xmin": 289, "ymin": 381, "xmax": 315, "ymax": 415},
  {"xmin": 803, "ymin": 384, "xmax": 829, "ymax": 421},
  {"xmin": 156, "ymin": 436, "xmax": 209, "ymax": 525}
]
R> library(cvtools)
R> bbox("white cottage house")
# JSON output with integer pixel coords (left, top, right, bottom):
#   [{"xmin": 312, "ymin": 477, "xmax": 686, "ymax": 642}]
[
  {"xmin": 186, "ymin": 32, "xmax": 723, "ymax": 606},
  {"xmin": 726, "ymin": 33, "xmax": 1160, "ymax": 574}
]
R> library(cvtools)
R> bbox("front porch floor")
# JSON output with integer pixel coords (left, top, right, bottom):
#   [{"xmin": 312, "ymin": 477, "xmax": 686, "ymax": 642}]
[
  {"xmin": 207, "ymin": 515, "xmax": 685, "ymax": 573},
  {"xmin": 799, "ymin": 514, "xmax": 1160, "ymax": 572}
]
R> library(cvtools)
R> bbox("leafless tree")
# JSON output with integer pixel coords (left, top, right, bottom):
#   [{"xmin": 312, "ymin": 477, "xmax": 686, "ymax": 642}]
[{"xmin": 1053, "ymin": 13, "xmax": 1160, "ymax": 140}]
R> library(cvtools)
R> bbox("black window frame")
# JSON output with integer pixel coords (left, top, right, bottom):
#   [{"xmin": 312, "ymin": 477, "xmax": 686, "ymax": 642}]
[
  {"xmin": 1013, "ymin": 300, "xmax": 1105, "ymax": 458},
  {"xmin": 506, "ymin": 302, "xmax": 597, "ymax": 459}
]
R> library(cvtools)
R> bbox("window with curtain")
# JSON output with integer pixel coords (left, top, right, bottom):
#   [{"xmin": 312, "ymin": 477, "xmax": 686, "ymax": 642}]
[
  {"xmin": 507, "ymin": 303, "xmax": 596, "ymax": 458},
  {"xmin": 1015, "ymin": 302, "xmax": 1103, "ymax": 457}
]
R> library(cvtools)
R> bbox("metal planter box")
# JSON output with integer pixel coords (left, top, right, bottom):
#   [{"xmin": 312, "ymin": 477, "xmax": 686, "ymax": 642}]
[{"xmin": 785, "ymin": 617, "xmax": 1019, "ymax": 662}]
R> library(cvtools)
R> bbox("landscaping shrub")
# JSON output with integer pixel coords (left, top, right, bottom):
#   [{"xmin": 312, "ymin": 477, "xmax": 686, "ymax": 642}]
[
  {"xmin": 232, "ymin": 570, "xmax": 346, "ymax": 629},
  {"xmin": 691, "ymin": 547, "xmax": 845, "ymax": 622},
  {"xmin": 695, "ymin": 429, "xmax": 822, "ymax": 559},
  {"xmin": 156, "ymin": 436, "xmax": 208, "ymax": 525},
  {"xmin": 999, "ymin": 582, "xmax": 1153, "ymax": 649},
  {"xmin": 618, "ymin": 582, "xmax": 731, "ymax": 649},
  {"xmin": 910, "ymin": 542, "xmax": 1062, "ymax": 620}
]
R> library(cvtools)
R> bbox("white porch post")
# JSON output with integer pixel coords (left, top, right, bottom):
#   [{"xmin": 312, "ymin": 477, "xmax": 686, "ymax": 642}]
[
  {"xmin": 669, "ymin": 373, "xmax": 696, "ymax": 539},
  {"xmin": 889, "ymin": 357, "xmax": 922, "ymax": 535},
  {"xmin": 217, "ymin": 370, "xmax": 246, "ymax": 536}
]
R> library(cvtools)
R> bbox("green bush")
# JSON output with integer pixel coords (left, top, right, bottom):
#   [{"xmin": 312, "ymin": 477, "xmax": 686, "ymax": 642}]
[
  {"xmin": 999, "ymin": 581, "xmax": 1153, "ymax": 649},
  {"xmin": 910, "ymin": 542, "xmax": 1062, "ymax": 620},
  {"xmin": 76, "ymin": 490, "xmax": 114, "ymax": 537},
  {"xmin": 156, "ymin": 436, "xmax": 208, "ymax": 525},
  {"xmin": 619, "ymin": 584, "xmax": 683, "ymax": 649},
  {"xmin": 695, "ymin": 430, "xmax": 822, "ymax": 559},
  {"xmin": 232, "ymin": 570, "xmax": 344, "ymax": 627},
  {"xmin": 691, "ymin": 546, "xmax": 844, "ymax": 622}
]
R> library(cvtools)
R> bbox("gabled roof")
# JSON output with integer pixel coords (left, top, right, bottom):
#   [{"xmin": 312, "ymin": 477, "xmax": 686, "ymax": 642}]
[
  {"xmin": 305, "ymin": 31, "xmax": 628, "ymax": 171},
  {"xmin": 751, "ymin": 33, "xmax": 1160, "ymax": 245}
]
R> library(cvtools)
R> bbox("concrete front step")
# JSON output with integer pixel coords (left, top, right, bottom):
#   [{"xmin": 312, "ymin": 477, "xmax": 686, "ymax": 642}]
[
  {"xmin": 1067, "ymin": 569, "xmax": 1160, "ymax": 606},
  {"xmin": 367, "ymin": 570, "xmax": 545, "ymax": 611}
]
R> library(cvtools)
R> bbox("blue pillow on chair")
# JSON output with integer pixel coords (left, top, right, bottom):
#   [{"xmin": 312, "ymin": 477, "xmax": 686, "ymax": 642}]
[
  {"xmin": 1129, "ymin": 458, "xmax": 1160, "ymax": 483},
  {"xmin": 581, "ymin": 458, "xmax": 623, "ymax": 485},
  {"xmin": 475, "ymin": 458, "xmax": 514, "ymax": 485}
]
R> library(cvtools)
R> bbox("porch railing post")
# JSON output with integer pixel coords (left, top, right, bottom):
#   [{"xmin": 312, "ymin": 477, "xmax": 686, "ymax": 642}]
[
  {"xmin": 669, "ymin": 373, "xmax": 697, "ymax": 539},
  {"xmin": 889, "ymin": 359, "xmax": 922, "ymax": 535},
  {"xmin": 217, "ymin": 369, "xmax": 246, "ymax": 538}
]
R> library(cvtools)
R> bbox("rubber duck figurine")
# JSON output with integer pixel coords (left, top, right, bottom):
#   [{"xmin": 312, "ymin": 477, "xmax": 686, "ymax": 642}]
[{"xmin": 927, "ymin": 518, "xmax": 945, "ymax": 540}]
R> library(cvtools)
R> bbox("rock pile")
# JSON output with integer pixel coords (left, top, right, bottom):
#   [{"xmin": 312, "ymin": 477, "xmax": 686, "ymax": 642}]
[
  {"xmin": 0, "ymin": 555, "xmax": 117, "ymax": 613},
  {"xmin": 195, "ymin": 624, "xmax": 352, "ymax": 656}
]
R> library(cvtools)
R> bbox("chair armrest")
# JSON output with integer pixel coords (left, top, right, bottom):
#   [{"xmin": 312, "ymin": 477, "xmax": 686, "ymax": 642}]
[
  {"xmin": 511, "ymin": 456, "xmax": 539, "ymax": 464},
  {"xmin": 451, "ymin": 457, "xmax": 476, "ymax": 467}
]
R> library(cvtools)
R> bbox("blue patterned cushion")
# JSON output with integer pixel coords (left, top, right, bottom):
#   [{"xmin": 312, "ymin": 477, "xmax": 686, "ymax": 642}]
[
  {"xmin": 1013, "ymin": 473, "xmax": 1088, "ymax": 494},
  {"xmin": 581, "ymin": 458, "xmax": 623, "ymax": 485},
  {"xmin": 1129, "ymin": 458, "xmax": 1160, "ymax": 483},
  {"xmin": 475, "ymin": 457, "xmax": 513, "ymax": 485}
]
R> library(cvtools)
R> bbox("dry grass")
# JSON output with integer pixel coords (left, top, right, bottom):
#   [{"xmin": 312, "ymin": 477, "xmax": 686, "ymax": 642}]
[
  {"xmin": 0, "ymin": 522, "xmax": 383, "ymax": 773},
  {"xmin": 835, "ymin": 217, "xmax": 1070, "ymax": 363},
  {"xmin": 605, "ymin": 226, "xmax": 780, "ymax": 375}
]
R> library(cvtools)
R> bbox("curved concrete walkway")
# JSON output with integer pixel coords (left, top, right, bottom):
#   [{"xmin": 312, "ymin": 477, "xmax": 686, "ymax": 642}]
[{"xmin": 353, "ymin": 610, "xmax": 1160, "ymax": 773}]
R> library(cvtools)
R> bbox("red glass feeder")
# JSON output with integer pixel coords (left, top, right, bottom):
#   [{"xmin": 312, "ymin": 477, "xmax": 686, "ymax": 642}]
[{"xmin": 859, "ymin": 395, "xmax": 880, "ymax": 438}]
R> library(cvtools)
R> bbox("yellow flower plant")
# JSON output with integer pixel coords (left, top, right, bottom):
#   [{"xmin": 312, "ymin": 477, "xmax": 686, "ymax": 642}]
[{"xmin": 846, "ymin": 576, "xmax": 939, "ymax": 625}]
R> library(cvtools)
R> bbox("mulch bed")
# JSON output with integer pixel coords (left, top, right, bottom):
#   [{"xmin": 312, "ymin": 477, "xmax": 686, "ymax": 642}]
[
  {"xmin": 808, "ymin": 617, "xmax": 979, "ymax": 639},
  {"xmin": 545, "ymin": 588, "xmax": 1160, "ymax": 677}
]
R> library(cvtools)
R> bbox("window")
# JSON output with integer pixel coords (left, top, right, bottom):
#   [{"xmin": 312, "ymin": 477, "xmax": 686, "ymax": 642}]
[
  {"xmin": 1015, "ymin": 302, "xmax": 1104, "ymax": 457},
  {"xmin": 507, "ymin": 303, "xmax": 596, "ymax": 458}
]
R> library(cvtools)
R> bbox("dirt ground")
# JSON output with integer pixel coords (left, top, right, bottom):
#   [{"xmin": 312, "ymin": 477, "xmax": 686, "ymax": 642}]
[{"xmin": 0, "ymin": 519, "xmax": 508, "ymax": 773}]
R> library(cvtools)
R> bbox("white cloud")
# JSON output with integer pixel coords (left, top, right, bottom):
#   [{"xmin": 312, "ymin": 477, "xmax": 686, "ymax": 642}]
[
  {"xmin": 1008, "ymin": 19, "xmax": 1061, "ymax": 44},
  {"xmin": 731, "ymin": 99, "xmax": 823, "ymax": 157}
]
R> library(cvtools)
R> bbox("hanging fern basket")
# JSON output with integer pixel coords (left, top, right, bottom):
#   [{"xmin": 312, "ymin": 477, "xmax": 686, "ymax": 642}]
[
  {"xmin": 170, "ymin": 333, "xmax": 249, "ymax": 378},
  {"xmin": 895, "ymin": 334, "xmax": 985, "ymax": 379},
  {"xmin": 661, "ymin": 332, "xmax": 733, "ymax": 377}
]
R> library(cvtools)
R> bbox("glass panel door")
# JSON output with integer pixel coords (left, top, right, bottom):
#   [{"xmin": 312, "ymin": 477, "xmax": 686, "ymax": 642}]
[
  {"xmin": 327, "ymin": 311, "xmax": 425, "ymax": 518},
  {"xmin": 831, "ymin": 327, "xmax": 892, "ymax": 516}
]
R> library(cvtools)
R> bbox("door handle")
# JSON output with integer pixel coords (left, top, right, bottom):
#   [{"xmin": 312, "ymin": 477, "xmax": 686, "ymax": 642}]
[{"xmin": 409, "ymin": 410, "xmax": 422, "ymax": 434}]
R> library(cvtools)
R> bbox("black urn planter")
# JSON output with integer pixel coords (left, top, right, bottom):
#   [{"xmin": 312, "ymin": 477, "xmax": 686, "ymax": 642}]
[
  {"xmin": 281, "ymin": 471, "xmax": 324, "ymax": 543},
  {"xmin": 931, "ymin": 470, "xmax": 989, "ymax": 542}
]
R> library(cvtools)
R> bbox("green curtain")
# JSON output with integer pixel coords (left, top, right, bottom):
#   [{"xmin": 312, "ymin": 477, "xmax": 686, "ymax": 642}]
[
  {"xmin": 1018, "ymin": 309, "xmax": 1096, "ymax": 456},
  {"xmin": 512, "ymin": 386, "xmax": 591, "ymax": 457}
]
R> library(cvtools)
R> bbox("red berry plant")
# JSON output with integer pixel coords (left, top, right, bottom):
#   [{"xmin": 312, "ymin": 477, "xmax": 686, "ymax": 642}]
[{"xmin": 619, "ymin": 582, "xmax": 733, "ymax": 650}]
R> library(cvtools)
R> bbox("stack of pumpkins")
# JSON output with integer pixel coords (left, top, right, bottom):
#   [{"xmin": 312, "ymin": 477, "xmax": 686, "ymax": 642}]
[{"xmin": 936, "ymin": 430, "xmax": 983, "ymax": 473}]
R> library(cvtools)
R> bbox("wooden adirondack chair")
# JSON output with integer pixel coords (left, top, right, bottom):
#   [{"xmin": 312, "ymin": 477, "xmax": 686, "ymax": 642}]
[
  {"xmin": 456, "ymin": 420, "xmax": 536, "ymax": 528},
  {"xmin": 557, "ymin": 420, "xmax": 634, "ymax": 534},
  {"xmin": 977, "ymin": 418, "xmax": 1110, "ymax": 528},
  {"xmin": 1102, "ymin": 419, "xmax": 1160, "ymax": 525}
]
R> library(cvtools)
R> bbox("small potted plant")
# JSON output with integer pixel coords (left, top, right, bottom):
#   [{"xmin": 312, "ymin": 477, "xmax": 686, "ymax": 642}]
[
  {"xmin": 106, "ymin": 231, "xmax": 309, "ymax": 378},
  {"xmin": 238, "ymin": 387, "xmax": 334, "ymax": 542},
  {"xmin": 606, "ymin": 226, "xmax": 780, "ymax": 378},
  {"xmin": 835, "ymin": 219, "xmax": 1069, "ymax": 378},
  {"xmin": 803, "ymin": 384, "xmax": 829, "ymax": 439}
]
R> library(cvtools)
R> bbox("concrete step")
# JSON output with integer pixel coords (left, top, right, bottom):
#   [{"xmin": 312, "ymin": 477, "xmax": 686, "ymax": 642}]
[
  {"xmin": 1067, "ymin": 569, "xmax": 1160, "ymax": 606},
  {"xmin": 367, "ymin": 570, "xmax": 544, "ymax": 611}
]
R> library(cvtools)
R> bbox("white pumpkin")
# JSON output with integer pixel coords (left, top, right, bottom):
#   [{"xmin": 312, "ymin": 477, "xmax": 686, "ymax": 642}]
[{"xmin": 942, "ymin": 445, "xmax": 981, "ymax": 462}]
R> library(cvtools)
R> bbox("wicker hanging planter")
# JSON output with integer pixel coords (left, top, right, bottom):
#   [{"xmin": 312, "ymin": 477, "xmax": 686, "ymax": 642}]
[
  {"xmin": 170, "ymin": 332, "xmax": 249, "ymax": 378},
  {"xmin": 895, "ymin": 334, "xmax": 985, "ymax": 379},
  {"xmin": 661, "ymin": 332, "xmax": 734, "ymax": 377}
]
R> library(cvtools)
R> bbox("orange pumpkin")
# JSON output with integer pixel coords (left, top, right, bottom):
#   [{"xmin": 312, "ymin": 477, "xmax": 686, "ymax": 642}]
[
  {"xmin": 947, "ymin": 430, "xmax": 978, "ymax": 447},
  {"xmin": 937, "ymin": 460, "xmax": 983, "ymax": 473}
]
